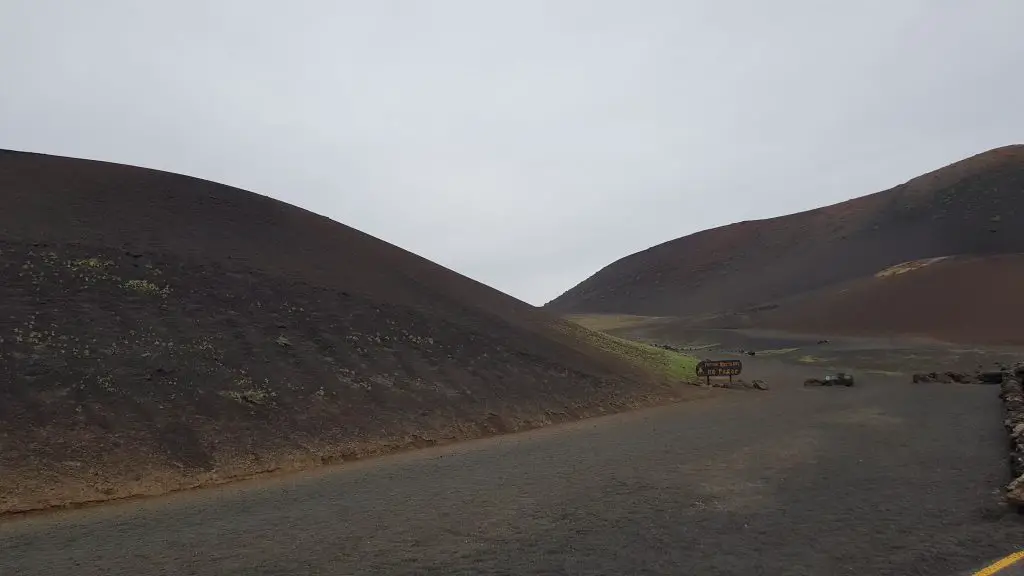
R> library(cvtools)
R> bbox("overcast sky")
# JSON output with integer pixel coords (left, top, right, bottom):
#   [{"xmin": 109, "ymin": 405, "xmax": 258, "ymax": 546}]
[{"xmin": 2, "ymin": 1, "xmax": 1023, "ymax": 305}]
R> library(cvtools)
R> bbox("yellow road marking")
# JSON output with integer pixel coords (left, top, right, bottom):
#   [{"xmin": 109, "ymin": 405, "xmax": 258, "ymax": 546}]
[{"xmin": 974, "ymin": 551, "xmax": 1024, "ymax": 576}]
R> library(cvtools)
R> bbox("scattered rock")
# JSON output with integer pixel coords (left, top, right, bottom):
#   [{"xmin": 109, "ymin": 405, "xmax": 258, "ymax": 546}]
[
  {"xmin": 712, "ymin": 378, "xmax": 768, "ymax": 391},
  {"xmin": 914, "ymin": 370, "xmax": 998, "ymax": 384},
  {"xmin": 913, "ymin": 371, "xmax": 964, "ymax": 383}
]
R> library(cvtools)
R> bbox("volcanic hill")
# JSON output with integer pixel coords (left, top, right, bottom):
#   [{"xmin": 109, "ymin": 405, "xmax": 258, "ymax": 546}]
[
  {"xmin": 545, "ymin": 145, "xmax": 1024, "ymax": 343},
  {"xmin": 0, "ymin": 149, "xmax": 695, "ymax": 514},
  {"xmin": 726, "ymin": 254, "xmax": 1024, "ymax": 345}
]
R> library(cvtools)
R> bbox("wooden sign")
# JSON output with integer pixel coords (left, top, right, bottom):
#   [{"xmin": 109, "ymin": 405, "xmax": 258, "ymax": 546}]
[{"xmin": 696, "ymin": 359, "xmax": 743, "ymax": 378}]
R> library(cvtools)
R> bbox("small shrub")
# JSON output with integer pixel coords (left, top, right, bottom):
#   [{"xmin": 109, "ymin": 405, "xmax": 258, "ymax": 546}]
[
  {"xmin": 71, "ymin": 258, "xmax": 112, "ymax": 270},
  {"xmin": 221, "ymin": 376, "xmax": 276, "ymax": 406},
  {"xmin": 223, "ymin": 389, "xmax": 270, "ymax": 405},
  {"xmin": 123, "ymin": 279, "xmax": 170, "ymax": 297}
]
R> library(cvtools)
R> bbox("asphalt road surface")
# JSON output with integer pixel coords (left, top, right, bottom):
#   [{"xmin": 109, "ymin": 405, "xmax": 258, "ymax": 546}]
[{"xmin": 3, "ymin": 363, "xmax": 1024, "ymax": 575}]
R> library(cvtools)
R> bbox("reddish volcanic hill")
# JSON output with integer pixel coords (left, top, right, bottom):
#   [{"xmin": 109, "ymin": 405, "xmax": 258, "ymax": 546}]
[
  {"xmin": 694, "ymin": 254, "xmax": 1024, "ymax": 345},
  {"xmin": 544, "ymin": 146, "xmax": 1024, "ymax": 324},
  {"xmin": 0, "ymin": 149, "xmax": 681, "ymax": 514}
]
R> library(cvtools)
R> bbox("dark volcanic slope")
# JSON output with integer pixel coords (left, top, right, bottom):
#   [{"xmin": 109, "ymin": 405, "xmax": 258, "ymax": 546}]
[
  {"xmin": 545, "ymin": 145, "xmax": 1024, "ymax": 318},
  {"xmin": 0, "ymin": 149, "xmax": 679, "ymax": 514}
]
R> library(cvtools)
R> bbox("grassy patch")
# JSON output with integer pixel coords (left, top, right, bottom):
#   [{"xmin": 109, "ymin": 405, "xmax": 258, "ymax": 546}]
[
  {"xmin": 874, "ymin": 257, "xmax": 950, "ymax": 278},
  {"xmin": 665, "ymin": 342, "xmax": 720, "ymax": 351},
  {"xmin": 220, "ymin": 376, "xmax": 277, "ymax": 406},
  {"xmin": 755, "ymin": 347, "xmax": 801, "ymax": 356},
  {"xmin": 796, "ymin": 354, "xmax": 839, "ymax": 365},
  {"xmin": 69, "ymin": 257, "xmax": 113, "ymax": 271},
  {"xmin": 122, "ymin": 279, "xmax": 170, "ymax": 297},
  {"xmin": 864, "ymin": 369, "xmax": 906, "ymax": 376},
  {"xmin": 564, "ymin": 313, "xmax": 666, "ymax": 333},
  {"xmin": 556, "ymin": 319, "xmax": 698, "ymax": 383}
]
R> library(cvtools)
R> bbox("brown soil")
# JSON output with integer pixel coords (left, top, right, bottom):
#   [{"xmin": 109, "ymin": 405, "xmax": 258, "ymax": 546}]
[
  {"xmin": 0, "ymin": 149, "xmax": 688, "ymax": 514},
  {"xmin": 721, "ymin": 254, "xmax": 1024, "ymax": 345},
  {"xmin": 544, "ymin": 145, "xmax": 1024, "ymax": 339}
]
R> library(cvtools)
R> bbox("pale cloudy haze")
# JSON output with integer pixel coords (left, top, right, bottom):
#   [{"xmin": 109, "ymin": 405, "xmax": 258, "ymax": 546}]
[{"xmin": 1, "ymin": 1, "xmax": 1022, "ymax": 305}]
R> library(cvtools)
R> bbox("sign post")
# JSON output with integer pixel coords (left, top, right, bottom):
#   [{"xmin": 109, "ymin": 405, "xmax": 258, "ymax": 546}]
[{"xmin": 695, "ymin": 359, "xmax": 743, "ymax": 387}]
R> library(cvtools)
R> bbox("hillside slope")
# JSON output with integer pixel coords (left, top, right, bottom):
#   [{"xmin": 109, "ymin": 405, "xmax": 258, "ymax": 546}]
[
  {"xmin": 709, "ymin": 254, "xmax": 1024, "ymax": 345},
  {"xmin": 545, "ymin": 145, "xmax": 1024, "ymax": 318},
  {"xmin": 0, "ymin": 149, "xmax": 696, "ymax": 514}
]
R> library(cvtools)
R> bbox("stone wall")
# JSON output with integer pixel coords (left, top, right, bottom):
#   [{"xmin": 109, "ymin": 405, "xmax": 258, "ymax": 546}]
[{"xmin": 999, "ymin": 366, "xmax": 1024, "ymax": 508}]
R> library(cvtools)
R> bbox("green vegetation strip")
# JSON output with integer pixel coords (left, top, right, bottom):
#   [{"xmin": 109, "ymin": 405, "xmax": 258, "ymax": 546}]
[
  {"xmin": 556, "ymin": 319, "xmax": 698, "ymax": 383},
  {"xmin": 563, "ymin": 313, "xmax": 666, "ymax": 333},
  {"xmin": 755, "ymin": 347, "xmax": 800, "ymax": 356}
]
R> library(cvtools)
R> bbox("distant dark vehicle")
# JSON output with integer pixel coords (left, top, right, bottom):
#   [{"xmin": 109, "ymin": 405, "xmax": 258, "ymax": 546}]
[
  {"xmin": 746, "ymin": 350, "xmax": 756, "ymax": 356},
  {"xmin": 805, "ymin": 372, "xmax": 854, "ymax": 387},
  {"xmin": 817, "ymin": 339, "xmax": 830, "ymax": 344},
  {"xmin": 825, "ymin": 372, "xmax": 854, "ymax": 387}
]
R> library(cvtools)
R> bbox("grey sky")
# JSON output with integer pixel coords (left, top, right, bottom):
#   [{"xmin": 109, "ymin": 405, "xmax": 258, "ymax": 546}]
[{"xmin": 2, "ymin": 1, "xmax": 1023, "ymax": 305}]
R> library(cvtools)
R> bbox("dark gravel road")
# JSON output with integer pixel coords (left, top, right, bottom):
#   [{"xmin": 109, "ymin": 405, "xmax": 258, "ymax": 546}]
[{"xmin": 3, "ymin": 362, "xmax": 1023, "ymax": 575}]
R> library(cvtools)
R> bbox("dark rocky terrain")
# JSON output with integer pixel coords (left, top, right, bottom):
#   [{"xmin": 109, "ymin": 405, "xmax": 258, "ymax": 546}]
[
  {"xmin": 545, "ymin": 145, "xmax": 1024, "ymax": 345},
  {"xmin": 0, "ymin": 149, "xmax": 696, "ymax": 514}
]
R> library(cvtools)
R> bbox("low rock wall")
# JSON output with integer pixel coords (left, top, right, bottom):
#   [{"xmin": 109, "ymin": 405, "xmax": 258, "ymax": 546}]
[{"xmin": 1000, "ymin": 366, "xmax": 1024, "ymax": 508}]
